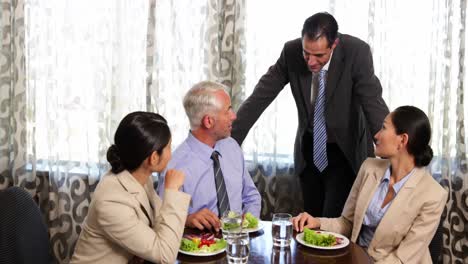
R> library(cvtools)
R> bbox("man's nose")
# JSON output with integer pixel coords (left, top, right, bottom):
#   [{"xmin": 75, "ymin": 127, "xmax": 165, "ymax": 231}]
[{"xmin": 307, "ymin": 56, "xmax": 316, "ymax": 65}]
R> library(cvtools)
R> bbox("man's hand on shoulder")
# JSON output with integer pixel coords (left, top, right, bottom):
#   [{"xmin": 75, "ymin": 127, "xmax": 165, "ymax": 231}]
[{"xmin": 186, "ymin": 208, "xmax": 221, "ymax": 232}]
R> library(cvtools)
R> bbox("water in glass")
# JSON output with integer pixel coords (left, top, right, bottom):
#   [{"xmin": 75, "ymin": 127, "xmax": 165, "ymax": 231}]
[
  {"xmin": 221, "ymin": 211, "xmax": 242, "ymax": 238},
  {"xmin": 226, "ymin": 232, "xmax": 249, "ymax": 264},
  {"xmin": 272, "ymin": 213, "xmax": 292, "ymax": 247},
  {"xmin": 271, "ymin": 247, "xmax": 292, "ymax": 264}
]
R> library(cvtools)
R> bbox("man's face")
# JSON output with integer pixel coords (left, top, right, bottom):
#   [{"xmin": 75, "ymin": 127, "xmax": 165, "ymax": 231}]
[
  {"xmin": 211, "ymin": 90, "xmax": 237, "ymax": 140},
  {"xmin": 302, "ymin": 35, "xmax": 337, "ymax": 73}
]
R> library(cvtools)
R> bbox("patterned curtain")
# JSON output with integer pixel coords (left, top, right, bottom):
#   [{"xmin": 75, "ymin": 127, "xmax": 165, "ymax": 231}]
[
  {"xmin": 203, "ymin": 0, "xmax": 246, "ymax": 110},
  {"xmin": 1, "ymin": 0, "xmax": 151, "ymax": 262},
  {"xmin": 0, "ymin": 0, "xmax": 30, "ymax": 189},
  {"xmin": 364, "ymin": 1, "xmax": 467, "ymax": 262}
]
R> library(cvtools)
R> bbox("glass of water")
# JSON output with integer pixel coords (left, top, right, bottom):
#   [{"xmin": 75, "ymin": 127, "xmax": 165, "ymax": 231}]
[
  {"xmin": 271, "ymin": 247, "xmax": 292, "ymax": 264},
  {"xmin": 225, "ymin": 231, "xmax": 249, "ymax": 264},
  {"xmin": 221, "ymin": 211, "xmax": 242, "ymax": 238},
  {"xmin": 272, "ymin": 213, "xmax": 293, "ymax": 247}
]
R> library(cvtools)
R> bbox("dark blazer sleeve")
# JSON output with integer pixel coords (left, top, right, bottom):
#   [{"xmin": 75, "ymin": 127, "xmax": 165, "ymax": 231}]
[
  {"xmin": 351, "ymin": 41, "xmax": 388, "ymax": 138},
  {"xmin": 231, "ymin": 44, "xmax": 290, "ymax": 145}
]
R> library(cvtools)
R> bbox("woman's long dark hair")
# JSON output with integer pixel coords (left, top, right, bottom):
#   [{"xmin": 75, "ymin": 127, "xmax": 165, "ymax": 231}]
[
  {"xmin": 391, "ymin": 106, "xmax": 433, "ymax": 167},
  {"xmin": 106, "ymin": 112, "xmax": 171, "ymax": 174}
]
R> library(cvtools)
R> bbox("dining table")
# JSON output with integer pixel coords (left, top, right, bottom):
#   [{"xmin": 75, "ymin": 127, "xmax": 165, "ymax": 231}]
[{"xmin": 176, "ymin": 221, "xmax": 374, "ymax": 264}]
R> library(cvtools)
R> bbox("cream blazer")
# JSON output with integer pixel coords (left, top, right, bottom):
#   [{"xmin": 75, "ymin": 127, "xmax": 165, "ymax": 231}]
[
  {"xmin": 319, "ymin": 158, "xmax": 447, "ymax": 264},
  {"xmin": 71, "ymin": 170, "xmax": 191, "ymax": 264}
]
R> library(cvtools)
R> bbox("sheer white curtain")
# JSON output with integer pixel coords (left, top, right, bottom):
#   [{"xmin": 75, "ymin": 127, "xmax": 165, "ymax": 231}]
[
  {"xmin": 148, "ymin": 0, "xmax": 208, "ymax": 145},
  {"xmin": 24, "ymin": 0, "xmax": 150, "ymax": 261}
]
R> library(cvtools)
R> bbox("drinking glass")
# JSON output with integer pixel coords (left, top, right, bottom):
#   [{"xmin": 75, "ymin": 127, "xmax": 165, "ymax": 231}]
[
  {"xmin": 271, "ymin": 247, "xmax": 291, "ymax": 264},
  {"xmin": 272, "ymin": 213, "xmax": 293, "ymax": 247},
  {"xmin": 221, "ymin": 211, "xmax": 242, "ymax": 238},
  {"xmin": 225, "ymin": 231, "xmax": 249, "ymax": 264}
]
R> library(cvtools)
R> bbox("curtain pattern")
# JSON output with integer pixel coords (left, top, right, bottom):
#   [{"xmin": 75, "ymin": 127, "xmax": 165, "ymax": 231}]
[
  {"xmin": 363, "ymin": 1, "xmax": 467, "ymax": 262},
  {"xmin": 204, "ymin": 0, "xmax": 246, "ymax": 109},
  {"xmin": 435, "ymin": 0, "xmax": 468, "ymax": 262},
  {"xmin": 0, "ymin": 0, "xmax": 30, "ymax": 190},
  {"xmin": 0, "ymin": 0, "xmax": 466, "ymax": 263},
  {"xmin": 1, "ymin": 1, "xmax": 150, "ymax": 262}
]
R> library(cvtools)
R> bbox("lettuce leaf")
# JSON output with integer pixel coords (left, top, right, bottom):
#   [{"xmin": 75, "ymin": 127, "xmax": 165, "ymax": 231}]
[
  {"xmin": 303, "ymin": 228, "xmax": 336, "ymax": 247},
  {"xmin": 242, "ymin": 212, "xmax": 259, "ymax": 228},
  {"xmin": 223, "ymin": 222, "xmax": 241, "ymax": 230},
  {"xmin": 180, "ymin": 238, "xmax": 198, "ymax": 252},
  {"xmin": 205, "ymin": 239, "xmax": 226, "ymax": 252}
]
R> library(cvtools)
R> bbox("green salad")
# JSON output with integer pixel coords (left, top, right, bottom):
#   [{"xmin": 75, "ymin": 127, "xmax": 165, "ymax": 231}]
[
  {"xmin": 303, "ymin": 228, "xmax": 337, "ymax": 247},
  {"xmin": 179, "ymin": 233, "xmax": 227, "ymax": 253},
  {"xmin": 242, "ymin": 212, "xmax": 259, "ymax": 229},
  {"xmin": 222, "ymin": 211, "xmax": 259, "ymax": 230}
]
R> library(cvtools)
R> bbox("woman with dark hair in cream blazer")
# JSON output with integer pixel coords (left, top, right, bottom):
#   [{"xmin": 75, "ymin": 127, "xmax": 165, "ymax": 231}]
[
  {"xmin": 293, "ymin": 106, "xmax": 447, "ymax": 264},
  {"xmin": 71, "ymin": 112, "xmax": 191, "ymax": 264}
]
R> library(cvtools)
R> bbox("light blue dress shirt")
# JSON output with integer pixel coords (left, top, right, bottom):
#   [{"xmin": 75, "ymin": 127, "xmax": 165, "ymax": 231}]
[
  {"xmin": 157, "ymin": 133, "xmax": 261, "ymax": 217},
  {"xmin": 358, "ymin": 166, "xmax": 415, "ymax": 247}
]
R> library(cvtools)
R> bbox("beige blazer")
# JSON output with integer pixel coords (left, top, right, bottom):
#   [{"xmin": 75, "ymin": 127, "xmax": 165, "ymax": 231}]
[
  {"xmin": 71, "ymin": 170, "xmax": 191, "ymax": 264},
  {"xmin": 319, "ymin": 158, "xmax": 447, "ymax": 264}
]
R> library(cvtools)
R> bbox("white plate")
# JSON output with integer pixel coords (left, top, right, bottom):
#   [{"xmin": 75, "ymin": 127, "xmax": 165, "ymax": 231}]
[
  {"xmin": 178, "ymin": 247, "xmax": 225, "ymax": 257},
  {"xmin": 242, "ymin": 222, "xmax": 264, "ymax": 233},
  {"xmin": 296, "ymin": 231, "xmax": 350, "ymax": 250},
  {"xmin": 221, "ymin": 222, "xmax": 264, "ymax": 233},
  {"xmin": 179, "ymin": 237, "xmax": 226, "ymax": 256}
]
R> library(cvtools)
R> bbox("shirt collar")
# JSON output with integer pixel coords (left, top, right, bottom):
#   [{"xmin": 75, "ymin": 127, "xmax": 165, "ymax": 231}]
[
  {"xmin": 322, "ymin": 50, "xmax": 333, "ymax": 71},
  {"xmin": 381, "ymin": 166, "xmax": 416, "ymax": 194},
  {"xmin": 186, "ymin": 132, "xmax": 222, "ymax": 163}
]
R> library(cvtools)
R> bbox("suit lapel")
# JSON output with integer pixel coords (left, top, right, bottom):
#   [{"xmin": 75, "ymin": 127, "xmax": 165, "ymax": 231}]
[
  {"xmin": 351, "ymin": 162, "xmax": 387, "ymax": 241},
  {"xmin": 143, "ymin": 176, "xmax": 158, "ymax": 219},
  {"xmin": 299, "ymin": 71, "xmax": 313, "ymax": 119},
  {"xmin": 370, "ymin": 167, "xmax": 426, "ymax": 246},
  {"xmin": 325, "ymin": 36, "xmax": 345, "ymax": 106},
  {"xmin": 117, "ymin": 171, "xmax": 154, "ymax": 226}
]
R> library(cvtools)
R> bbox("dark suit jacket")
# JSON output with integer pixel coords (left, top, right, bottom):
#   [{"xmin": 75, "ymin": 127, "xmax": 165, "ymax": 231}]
[{"xmin": 232, "ymin": 34, "xmax": 389, "ymax": 174}]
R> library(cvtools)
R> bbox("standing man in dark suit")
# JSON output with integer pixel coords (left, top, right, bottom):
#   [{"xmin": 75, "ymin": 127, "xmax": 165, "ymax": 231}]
[{"xmin": 231, "ymin": 12, "xmax": 389, "ymax": 217}]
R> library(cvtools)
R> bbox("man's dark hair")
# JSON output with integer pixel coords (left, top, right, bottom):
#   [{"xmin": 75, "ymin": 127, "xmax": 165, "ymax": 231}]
[{"xmin": 301, "ymin": 12, "xmax": 339, "ymax": 47}]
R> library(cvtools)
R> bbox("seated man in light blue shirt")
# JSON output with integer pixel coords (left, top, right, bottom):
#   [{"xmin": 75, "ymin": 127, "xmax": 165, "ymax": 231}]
[{"xmin": 158, "ymin": 81, "xmax": 261, "ymax": 231}]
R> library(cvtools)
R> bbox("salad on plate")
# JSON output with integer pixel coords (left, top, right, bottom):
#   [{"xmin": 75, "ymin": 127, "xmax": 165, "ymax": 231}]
[
  {"xmin": 296, "ymin": 228, "xmax": 349, "ymax": 250},
  {"xmin": 179, "ymin": 233, "xmax": 226, "ymax": 256},
  {"xmin": 222, "ymin": 211, "xmax": 260, "ymax": 232}
]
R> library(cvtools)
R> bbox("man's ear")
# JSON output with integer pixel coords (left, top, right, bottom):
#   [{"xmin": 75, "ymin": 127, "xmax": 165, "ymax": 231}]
[
  {"xmin": 201, "ymin": 115, "xmax": 214, "ymax": 129},
  {"xmin": 331, "ymin": 38, "xmax": 339, "ymax": 50}
]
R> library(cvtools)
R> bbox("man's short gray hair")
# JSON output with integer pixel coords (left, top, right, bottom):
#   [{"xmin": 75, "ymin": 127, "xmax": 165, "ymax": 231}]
[{"xmin": 183, "ymin": 81, "xmax": 228, "ymax": 130}]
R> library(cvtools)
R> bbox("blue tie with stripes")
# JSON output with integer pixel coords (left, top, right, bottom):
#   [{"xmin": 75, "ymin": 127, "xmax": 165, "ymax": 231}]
[{"xmin": 313, "ymin": 70, "xmax": 328, "ymax": 172}]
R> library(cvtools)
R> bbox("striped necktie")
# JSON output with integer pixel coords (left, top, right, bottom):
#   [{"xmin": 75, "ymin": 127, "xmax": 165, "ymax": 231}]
[
  {"xmin": 211, "ymin": 151, "xmax": 230, "ymax": 216},
  {"xmin": 313, "ymin": 69, "xmax": 328, "ymax": 172}
]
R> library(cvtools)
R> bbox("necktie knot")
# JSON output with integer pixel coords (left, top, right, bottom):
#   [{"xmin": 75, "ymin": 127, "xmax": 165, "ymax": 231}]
[
  {"xmin": 319, "ymin": 69, "xmax": 327, "ymax": 79},
  {"xmin": 211, "ymin": 151, "xmax": 220, "ymax": 162}
]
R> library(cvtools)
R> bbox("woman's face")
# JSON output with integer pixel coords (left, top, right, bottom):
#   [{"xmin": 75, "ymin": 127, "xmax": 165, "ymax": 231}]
[
  {"xmin": 153, "ymin": 138, "xmax": 172, "ymax": 173},
  {"xmin": 374, "ymin": 113, "xmax": 402, "ymax": 158}
]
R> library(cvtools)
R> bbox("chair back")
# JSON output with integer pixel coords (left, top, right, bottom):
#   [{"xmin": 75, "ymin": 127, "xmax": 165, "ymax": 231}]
[
  {"xmin": 0, "ymin": 186, "xmax": 50, "ymax": 264},
  {"xmin": 429, "ymin": 217, "xmax": 444, "ymax": 263}
]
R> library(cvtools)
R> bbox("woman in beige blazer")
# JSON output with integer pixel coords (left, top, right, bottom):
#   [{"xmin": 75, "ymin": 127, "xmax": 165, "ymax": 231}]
[
  {"xmin": 71, "ymin": 112, "xmax": 191, "ymax": 264},
  {"xmin": 293, "ymin": 106, "xmax": 447, "ymax": 264}
]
